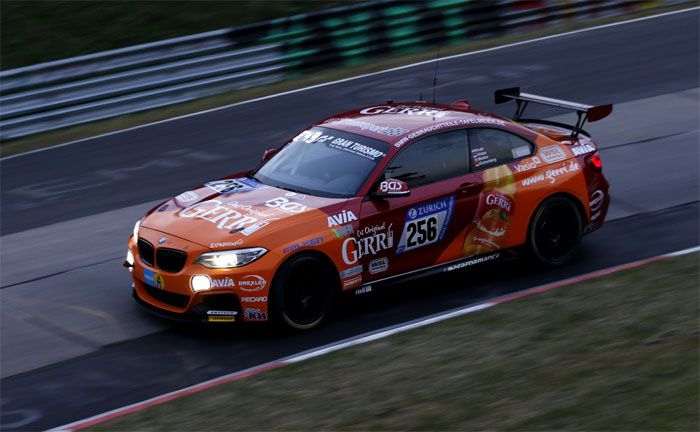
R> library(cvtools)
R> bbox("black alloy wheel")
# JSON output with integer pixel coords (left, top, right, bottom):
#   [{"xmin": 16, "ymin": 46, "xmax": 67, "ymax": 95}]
[{"xmin": 527, "ymin": 196, "xmax": 583, "ymax": 267}]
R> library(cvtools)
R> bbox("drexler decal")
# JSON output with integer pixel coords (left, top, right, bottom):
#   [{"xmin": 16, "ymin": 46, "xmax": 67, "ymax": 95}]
[{"xmin": 396, "ymin": 196, "xmax": 455, "ymax": 254}]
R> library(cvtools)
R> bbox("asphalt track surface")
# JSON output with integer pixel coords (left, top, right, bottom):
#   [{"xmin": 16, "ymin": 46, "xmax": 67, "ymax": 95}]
[{"xmin": 1, "ymin": 10, "xmax": 699, "ymax": 431}]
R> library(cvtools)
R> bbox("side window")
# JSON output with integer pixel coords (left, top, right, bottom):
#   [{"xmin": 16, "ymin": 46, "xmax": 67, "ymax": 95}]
[
  {"xmin": 468, "ymin": 128, "xmax": 533, "ymax": 170},
  {"xmin": 384, "ymin": 129, "xmax": 469, "ymax": 188}
]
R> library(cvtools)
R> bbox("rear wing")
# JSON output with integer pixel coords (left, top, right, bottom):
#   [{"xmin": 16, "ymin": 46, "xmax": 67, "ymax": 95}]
[{"xmin": 495, "ymin": 87, "xmax": 612, "ymax": 137}]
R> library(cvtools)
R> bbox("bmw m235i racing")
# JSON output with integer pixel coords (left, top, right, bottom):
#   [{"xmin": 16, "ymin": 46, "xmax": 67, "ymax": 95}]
[{"xmin": 125, "ymin": 87, "xmax": 612, "ymax": 330}]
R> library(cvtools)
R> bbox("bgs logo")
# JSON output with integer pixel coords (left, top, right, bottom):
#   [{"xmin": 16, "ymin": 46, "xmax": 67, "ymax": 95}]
[
  {"xmin": 380, "ymin": 180, "xmax": 403, "ymax": 193},
  {"xmin": 265, "ymin": 196, "xmax": 307, "ymax": 214}
]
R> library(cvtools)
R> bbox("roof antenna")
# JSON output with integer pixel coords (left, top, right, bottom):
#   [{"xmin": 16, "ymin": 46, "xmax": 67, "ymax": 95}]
[
  {"xmin": 432, "ymin": 47, "xmax": 440, "ymax": 105},
  {"xmin": 419, "ymin": 90, "xmax": 423, "ymax": 101}
]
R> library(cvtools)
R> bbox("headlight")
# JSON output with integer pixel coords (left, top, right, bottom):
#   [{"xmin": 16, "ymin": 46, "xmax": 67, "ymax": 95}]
[
  {"xmin": 133, "ymin": 220, "xmax": 141, "ymax": 240},
  {"xmin": 190, "ymin": 275, "xmax": 212, "ymax": 292},
  {"xmin": 196, "ymin": 248, "xmax": 267, "ymax": 269}
]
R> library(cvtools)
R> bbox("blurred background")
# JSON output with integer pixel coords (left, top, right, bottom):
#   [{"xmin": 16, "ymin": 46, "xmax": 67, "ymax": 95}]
[{"xmin": 0, "ymin": 1, "xmax": 698, "ymax": 430}]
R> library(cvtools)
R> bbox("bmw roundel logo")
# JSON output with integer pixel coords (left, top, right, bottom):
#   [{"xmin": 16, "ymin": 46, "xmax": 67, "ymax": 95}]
[
  {"xmin": 158, "ymin": 237, "xmax": 167, "ymax": 244},
  {"xmin": 408, "ymin": 208, "xmax": 417, "ymax": 219}
]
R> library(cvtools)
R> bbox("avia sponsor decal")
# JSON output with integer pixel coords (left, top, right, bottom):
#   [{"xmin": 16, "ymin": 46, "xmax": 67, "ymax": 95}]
[
  {"xmin": 143, "ymin": 268, "xmax": 165, "ymax": 289},
  {"xmin": 205, "ymin": 178, "xmax": 266, "ymax": 194},
  {"xmin": 339, "ymin": 265, "xmax": 363, "ymax": 279},
  {"xmin": 264, "ymin": 196, "xmax": 307, "ymax": 214},
  {"xmin": 343, "ymin": 276, "xmax": 363, "ymax": 288},
  {"xmin": 396, "ymin": 196, "xmax": 455, "ymax": 254},
  {"xmin": 244, "ymin": 308, "xmax": 268, "ymax": 321},
  {"xmin": 179, "ymin": 200, "xmax": 259, "ymax": 231},
  {"xmin": 571, "ymin": 144, "xmax": 596, "ymax": 156},
  {"xmin": 175, "ymin": 191, "xmax": 198, "ymax": 203},
  {"xmin": 328, "ymin": 210, "xmax": 358, "ymax": 227},
  {"xmin": 394, "ymin": 118, "xmax": 507, "ymax": 148},
  {"xmin": 589, "ymin": 190, "xmax": 604, "ymax": 212},
  {"xmin": 211, "ymin": 277, "xmax": 235, "ymax": 288},
  {"xmin": 330, "ymin": 118, "xmax": 409, "ymax": 137},
  {"xmin": 445, "ymin": 252, "xmax": 500, "ymax": 272},
  {"xmin": 354, "ymin": 285, "xmax": 372, "ymax": 295},
  {"xmin": 210, "ymin": 240, "xmax": 244, "ymax": 249},
  {"xmin": 241, "ymin": 296, "xmax": 267, "ymax": 303},
  {"xmin": 238, "ymin": 275, "xmax": 266, "ymax": 292},
  {"xmin": 342, "ymin": 223, "xmax": 394, "ymax": 265},
  {"xmin": 283, "ymin": 237, "xmax": 324, "ymax": 254},
  {"xmin": 512, "ymin": 156, "xmax": 542, "ymax": 172},
  {"xmin": 360, "ymin": 105, "xmax": 449, "ymax": 118},
  {"xmin": 332, "ymin": 224, "xmax": 354, "ymax": 239},
  {"xmin": 521, "ymin": 160, "xmax": 580, "ymax": 187},
  {"xmin": 368, "ymin": 257, "xmax": 389, "ymax": 274},
  {"xmin": 539, "ymin": 146, "xmax": 568, "ymax": 163},
  {"xmin": 293, "ymin": 130, "xmax": 386, "ymax": 161}
]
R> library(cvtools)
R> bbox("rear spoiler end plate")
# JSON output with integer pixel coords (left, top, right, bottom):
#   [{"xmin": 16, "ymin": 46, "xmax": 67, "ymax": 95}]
[{"xmin": 495, "ymin": 87, "xmax": 612, "ymax": 136}]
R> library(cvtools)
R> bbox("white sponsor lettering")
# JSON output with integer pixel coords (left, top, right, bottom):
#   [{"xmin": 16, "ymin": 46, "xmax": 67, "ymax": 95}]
[
  {"xmin": 343, "ymin": 276, "xmax": 363, "ymax": 287},
  {"xmin": 360, "ymin": 105, "xmax": 449, "ymax": 118},
  {"xmin": 513, "ymin": 156, "xmax": 542, "ymax": 172},
  {"xmin": 210, "ymin": 240, "xmax": 244, "ymax": 249},
  {"xmin": 394, "ymin": 118, "xmax": 507, "ymax": 148},
  {"xmin": 485, "ymin": 193, "xmax": 512, "ymax": 213},
  {"xmin": 211, "ymin": 277, "xmax": 235, "ymax": 288},
  {"xmin": 571, "ymin": 144, "xmax": 596, "ymax": 156},
  {"xmin": 539, "ymin": 146, "xmax": 568, "ymax": 163},
  {"xmin": 175, "ymin": 191, "xmax": 198, "ymax": 203},
  {"xmin": 238, "ymin": 275, "xmax": 266, "ymax": 292},
  {"xmin": 354, "ymin": 285, "xmax": 373, "ymax": 295},
  {"xmin": 369, "ymin": 257, "xmax": 389, "ymax": 274},
  {"xmin": 206, "ymin": 310, "xmax": 237, "ymax": 316},
  {"xmin": 330, "ymin": 118, "xmax": 409, "ymax": 137},
  {"xmin": 264, "ymin": 196, "xmax": 307, "ymax": 214},
  {"xmin": 241, "ymin": 296, "xmax": 267, "ymax": 302},
  {"xmin": 590, "ymin": 190, "xmax": 604, "ymax": 212},
  {"xmin": 179, "ymin": 200, "xmax": 258, "ymax": 231},
  {"xmin": 445, "ymin": 252, "xmax": 500, "ymax": 272},
  {"xmin": 339, "ymin": 265, "xmax": 363, "ymax": 279},
  {"xmin": 327, "ymin": 210, "xmax": 358, "ymax": 227},
  {"xmin": 521, "ymin": 160, "xmax": 580, "ymax": 186},
  {"xmin": 342, "ymin": 224, "xmax": 394, "ymax": 265},
  {"xmin": 380, "ymin": 180, "xmax": 403, "ymax": 193}
]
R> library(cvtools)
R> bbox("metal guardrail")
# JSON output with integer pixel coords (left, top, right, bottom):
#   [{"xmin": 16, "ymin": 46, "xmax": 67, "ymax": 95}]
[{"xmin": 0, "ymin": 0, "xmax": 675, "ymax": 140}]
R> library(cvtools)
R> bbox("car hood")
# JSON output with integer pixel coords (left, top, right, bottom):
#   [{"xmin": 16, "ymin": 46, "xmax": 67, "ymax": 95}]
[{"xmin": 141, "ymin": 177, "xmax": 349, "ymax": 249}]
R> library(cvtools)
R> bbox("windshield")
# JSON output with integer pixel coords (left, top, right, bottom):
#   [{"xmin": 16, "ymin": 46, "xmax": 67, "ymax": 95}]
[{"xmin": 253, "ymin": 126, "xmax": 389, "ymax": 198}]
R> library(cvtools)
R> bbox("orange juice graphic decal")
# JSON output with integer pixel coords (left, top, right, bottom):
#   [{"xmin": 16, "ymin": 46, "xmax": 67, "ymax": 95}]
[{"xmin": 463, "ymin": 165, "xmax": 516, "ymax": 256}]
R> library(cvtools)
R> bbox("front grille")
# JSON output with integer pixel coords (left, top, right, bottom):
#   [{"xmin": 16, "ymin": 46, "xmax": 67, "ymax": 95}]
[
  {"xmin": 156, "ymin": 248, "xmax": 188, "ymax": 273},
  {"xmin": 143, "ymin": 283, "xmax": 190, "ymax": 308},
  {"xmin": 137, "ymin": 239, "xmax": 154, "ymax": 266}
]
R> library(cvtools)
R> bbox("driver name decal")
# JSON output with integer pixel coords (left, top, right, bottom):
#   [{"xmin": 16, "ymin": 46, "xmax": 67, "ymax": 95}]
[{"xmin": 396, "ymin": 196, "xmax": 455, "ymax": 254}]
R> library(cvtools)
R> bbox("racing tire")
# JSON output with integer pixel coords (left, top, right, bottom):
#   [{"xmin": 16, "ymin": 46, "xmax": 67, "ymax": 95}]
[
  {"xmin": 270, "ymin": 254, "xmax": 337, "ymax": 331},
  {"xmin": 526, "ymin": 195, "xmax": 583, "ymax": 267}
]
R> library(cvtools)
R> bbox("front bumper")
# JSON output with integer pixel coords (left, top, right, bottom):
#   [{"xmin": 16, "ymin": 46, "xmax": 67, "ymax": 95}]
[{"xmin": 133, "ymin": 287, "xmax": 242, "ymax": 324}]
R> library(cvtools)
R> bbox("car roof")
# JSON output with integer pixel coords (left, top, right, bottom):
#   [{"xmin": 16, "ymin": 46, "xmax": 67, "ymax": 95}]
[{"xmin": 317, "ymin": 101, "xmax": 536, "ymax": 152}]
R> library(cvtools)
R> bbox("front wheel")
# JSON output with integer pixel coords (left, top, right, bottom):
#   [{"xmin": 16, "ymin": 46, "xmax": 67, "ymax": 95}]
[
  {"xmin": 527, "ymin": 196, "xmax": 583, "ymax": 267},
  {"xmin": 270, "ymin": 254, "xmax": 337, "ymax": 331}
]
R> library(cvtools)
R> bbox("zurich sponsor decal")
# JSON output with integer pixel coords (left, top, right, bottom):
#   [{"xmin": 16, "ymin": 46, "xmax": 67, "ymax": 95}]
[
  {"xmin": 204, "ymin": 177, "xmax": 266, "ymax": 194},
  {"xmin": 396, "ymin": 196, "xmax": 455, "ymax": 254}
]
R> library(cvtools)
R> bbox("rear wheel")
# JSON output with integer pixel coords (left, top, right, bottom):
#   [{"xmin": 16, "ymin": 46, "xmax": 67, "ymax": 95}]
[
  {"xmin": 270, "ymin": 254, "xmax": 337, "ymax": 330},
  {"xmin": 527, "ymin": 196, "xmax": 583, "ymax": 267}
]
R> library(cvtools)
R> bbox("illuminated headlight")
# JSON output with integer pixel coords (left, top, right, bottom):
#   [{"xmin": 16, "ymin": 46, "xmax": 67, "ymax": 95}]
[
  {"xmin": 196, "ymin": 248, "xmax": 267, "ymax": 269},
  {"xmin": 133, "ymin": 220, "xmax": 141, "ymax": 240},
  {"xmin": 190, "ymin": 275, "xmax": 212, "ymax": 293},
  {"xmin": 126, "ymin": 250, "xmax": 134, "ymax": 266}
]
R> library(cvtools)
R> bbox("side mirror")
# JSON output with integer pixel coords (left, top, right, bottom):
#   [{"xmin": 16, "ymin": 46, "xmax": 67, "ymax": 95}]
[
  {"xmin": 262, "ymin": 148, "xmax": 278, "ymax": 163},
  {"xmin": 372, "ymin": 178, "xmax": 410, "ymax": 199}
]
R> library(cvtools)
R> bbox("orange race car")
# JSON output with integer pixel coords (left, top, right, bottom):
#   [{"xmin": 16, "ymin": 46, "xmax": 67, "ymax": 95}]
[{"xmin": 125, "ymin": 87, "xmax": 611, "ymax": 330}]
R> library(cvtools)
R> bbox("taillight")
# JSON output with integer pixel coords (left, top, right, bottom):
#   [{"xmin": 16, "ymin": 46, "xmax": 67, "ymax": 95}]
[{"xmin": 587, "ymin": 152, "xmax": 602, "ymax": 171}]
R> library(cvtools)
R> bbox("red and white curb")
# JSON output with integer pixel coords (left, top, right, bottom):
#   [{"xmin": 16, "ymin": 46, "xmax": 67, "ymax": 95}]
[{"xmin": 52, "ymin": 245, "xmax": 699, "ymax": 431}]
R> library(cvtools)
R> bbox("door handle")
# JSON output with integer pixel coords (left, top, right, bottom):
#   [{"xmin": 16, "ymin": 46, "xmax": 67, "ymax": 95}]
[{"xmin": 457, "ymin": 182, "xmax": 480, "ymax": 195}]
